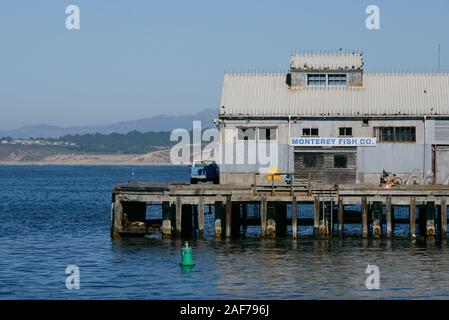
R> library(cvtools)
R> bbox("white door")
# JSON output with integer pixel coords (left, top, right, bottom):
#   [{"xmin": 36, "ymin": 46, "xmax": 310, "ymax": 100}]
[{"xmin": 436, "ymin": 146, "xmax": 449, "ymax": 184}]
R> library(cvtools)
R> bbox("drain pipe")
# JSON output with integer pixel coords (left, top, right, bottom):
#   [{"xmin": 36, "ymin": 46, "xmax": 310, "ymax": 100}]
[
  {"xmin": 423, "ymin": 116, "xmax": 427, "ymax": 181},
  {"xmin": 288, "ymin": 116, "xmax": 291, "ymax": 173}
]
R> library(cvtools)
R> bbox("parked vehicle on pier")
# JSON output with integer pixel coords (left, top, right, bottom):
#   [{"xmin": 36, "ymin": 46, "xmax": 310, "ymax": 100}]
[{"xmin": 190, "ymin": 160, "xmax": 220, "ymax": 184}]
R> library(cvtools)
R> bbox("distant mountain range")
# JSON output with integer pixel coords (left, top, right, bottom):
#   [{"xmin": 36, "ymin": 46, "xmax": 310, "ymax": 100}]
[{"xmin": 0, "ymin": 109, "xmax": 217, "ymax": 138}]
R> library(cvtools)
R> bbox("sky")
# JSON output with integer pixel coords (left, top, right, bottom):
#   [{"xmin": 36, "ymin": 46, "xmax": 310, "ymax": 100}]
[{"xmin": 0, "ymin": 0, "xmax": 448, "ymax": 130}]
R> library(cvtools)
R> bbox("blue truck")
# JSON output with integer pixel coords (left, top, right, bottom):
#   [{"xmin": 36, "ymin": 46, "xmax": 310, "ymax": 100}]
[{"xmin": 190, "ymin": 160, "xmax": 220, "ymax": 184}]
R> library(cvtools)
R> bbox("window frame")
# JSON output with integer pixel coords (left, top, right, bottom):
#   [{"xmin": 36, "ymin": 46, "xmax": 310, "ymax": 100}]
[
  {"xmin": 302, "ymin": 128, "xmax": 319, "ymax": 137},
  {"xmin": 339, "ymin": 127, "xmax": 353, "ymax": 137},
  {"xmin": 334, "ymin": 154, "xmax": 349, "ymax": 168},
  {"xmin": 374, "ymin": 126, "xmax": 416, "ymax": 143}
]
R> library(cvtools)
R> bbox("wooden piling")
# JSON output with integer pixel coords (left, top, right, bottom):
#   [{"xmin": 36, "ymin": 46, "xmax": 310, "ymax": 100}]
[
  {"xmin": 175, "ymin": 196, "xmax": 182, "ymax": 237},
  {"xmin": 226, "ymin": 195, "xmax": 232, "ymax": 239},
  {"xmin": 410, "ymin": 197, "xmax": 416, "ymax": 238},
  {"xmin": 214, "ymin": 201, "xmax": 222, "ymax": 239},
  {"xmin": 161, "ymin": 201, "xmax": 172, "ymax": 238},
  {"xmin": 198, "ymin": 197, "xmax": 204, "ymax": 238},
  {"xmin": 386, "ymin": 196, "xmax": 393, "ymax": 238},
  {"xmin": 361, "ymin": 197, "xmax": 368, "ymax": 239},
  {"xmin": 292, "ymin": 196, "xmax": 298, "ymax": 239},
  {"xmin": 372, "ymin": 201, "xmax": 382, "ymax": 239},
  {"xmin": 313, "ymin": 197, "xmax": 320, "ymax": 235},
  {"xmin": 261, "ymin": 197, "xmax": 267, "ymax": 237},
  {"xmin": 338, "ymin": 198, "xmax": 344, "ymax": 237},
  {"xmin": 441, "ymin": 198, "xmax": 447, "ymax": 239},
  {"xmin": 266, "ymin": 203, "xmax": 276, "ymax": 238}
]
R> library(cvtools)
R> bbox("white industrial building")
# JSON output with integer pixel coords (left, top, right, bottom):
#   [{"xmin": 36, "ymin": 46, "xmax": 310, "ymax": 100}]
[{"xmin": 216, "ymin": 51, "xmax": 449, "ymax": 185}]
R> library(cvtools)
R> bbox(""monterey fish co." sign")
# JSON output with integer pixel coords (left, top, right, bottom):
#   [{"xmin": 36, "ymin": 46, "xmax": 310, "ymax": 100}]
[{"xmin": 290, "ymin": 137, "xmax": 376, "ymax": 147}]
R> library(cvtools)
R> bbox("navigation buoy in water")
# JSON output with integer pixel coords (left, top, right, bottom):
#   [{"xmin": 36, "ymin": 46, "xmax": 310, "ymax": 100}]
[{"xmin": 180, "ymin": 242, "xmax": 195, "ymax": 267}]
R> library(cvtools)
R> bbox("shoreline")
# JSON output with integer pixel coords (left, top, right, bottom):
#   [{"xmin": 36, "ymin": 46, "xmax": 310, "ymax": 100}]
[{"xmin": 0, "ymin": 161, "xmax": 183, "ymax": 166}]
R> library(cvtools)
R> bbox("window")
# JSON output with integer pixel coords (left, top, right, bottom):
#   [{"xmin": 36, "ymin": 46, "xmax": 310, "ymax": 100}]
[
  {"xmin": 238, "ymin": 128, "xmax": 255, "ymax": 140},
  {"xmin": 395, "ymin": 127, "xmax": 416, "ymax": 142},
  {"xmin": 302, "ymin": 128, "xmax": 319, "ymax": 136},
  {"xmin": 258, "ymin": 128, "xmax": 277, "ymax": 141},
  {"xmin": 334, "ymin": 155, "xmax": 348, "ymax": 168},
  {"xmin": 328, "ymin": 74, "xmax": 347, "ymax": 86},
  {"xmin": 339, "ymin": 127, "xmax": 353, "ymax": 136},
  {"xmin": 374, "ymin": 127, "xmax": 416, "ymax": 143},
  {"xmin": 303, "ymin": 154, "xmax": 318, "ymax": 168},
  {"xmin": 307, "ymin": 74, "xmax": 326, "ymax": 86},
  {"xmin": 307, "ymin": 73, "xmax": 347, "ymax": 86}
]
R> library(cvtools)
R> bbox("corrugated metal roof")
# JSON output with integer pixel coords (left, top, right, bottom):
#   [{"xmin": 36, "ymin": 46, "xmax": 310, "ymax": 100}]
[
  {"xmin": 291, "ymin": 52, "xmax": 363, "ymax": 70},
  {"xmin": 219, "ymin": 73, "xmax": 449, "ymax": 117}
]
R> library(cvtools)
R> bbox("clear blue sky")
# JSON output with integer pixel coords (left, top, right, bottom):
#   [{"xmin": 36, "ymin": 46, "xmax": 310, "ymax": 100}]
[{"xmin": 0, "ymin": 0, "xmax": 448, "ymax": 130}]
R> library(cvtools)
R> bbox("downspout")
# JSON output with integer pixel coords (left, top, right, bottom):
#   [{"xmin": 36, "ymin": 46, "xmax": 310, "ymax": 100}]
[
  {"xmin": 288, "ymin": 116, "xmax": 291, "ymax": 173},
  {"xmin": 423, "ymin": 116, "xmax": 426, "ymax": 180}
]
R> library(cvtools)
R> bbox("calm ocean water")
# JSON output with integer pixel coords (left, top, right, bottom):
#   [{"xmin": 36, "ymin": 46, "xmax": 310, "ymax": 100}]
[{"xmin": 0, "ymin": 165, "xmax": 448, "ymax": 300}]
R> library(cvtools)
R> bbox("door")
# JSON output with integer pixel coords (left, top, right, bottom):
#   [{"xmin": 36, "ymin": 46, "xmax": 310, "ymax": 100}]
[{"xmin": 435, "ymin": 145, "xmax": 449, "ymax": 184}]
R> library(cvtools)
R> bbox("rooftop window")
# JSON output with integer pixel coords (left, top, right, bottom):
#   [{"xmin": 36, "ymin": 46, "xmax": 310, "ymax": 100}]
[{"xmin": 307, "ymin": 73, "xmax": 347, "ymax": 86}]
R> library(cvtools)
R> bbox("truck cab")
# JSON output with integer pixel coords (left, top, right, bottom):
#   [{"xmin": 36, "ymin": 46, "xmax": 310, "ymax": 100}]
[{"xmin": 190, "ymin": 160, "xmax": 220, "ymax": 184}]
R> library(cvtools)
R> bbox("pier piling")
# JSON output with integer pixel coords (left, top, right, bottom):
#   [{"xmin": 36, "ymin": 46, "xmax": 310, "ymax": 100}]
[
  {"xmin": 426, "ymin": 202, "xmax": 436, "ymax": 238},
  {"xmin": 441, "ymin": 198, "xmax": 447, "ymax": 239},
  {"xmin": 261, "ymin": 197, "xmax": 267, "ymax": 237},
  {"xmin": 161, "ymin": 201, "xmax": 172, "ymax": 238},
  {"xmin": 176, "ymin": 196, "xmax": 182, "ymax": 237},
  {"xmin": 292, "ymin": 196, "xmax": 298, "ymax": 239},
  {"xmin": 198, "ymin": 197, "xmax": 204, "ymax": 238},
  {"xmin": 386, "ymin": 196, "xmax": 393, "ymax": 238},
  {"xmin": 313, "ymin": 197, "xmax": 320, "ymax": 236},
  {"xmin": 409, "ymin": 197, "xmax": 416, "ymax": 237},
  {"xmin": 372, "ymin": 201, "xmax": 382, "ymax": 238},
  {"xmin": 338, "ymin": 198, "xmax": 344, "ymax": 237},
  {"xmin": 214, "ymin": 201, "xmax": 223, "ymax": 239},
  {"xmin": 361, "ymin": 197, "xmax": 368, "ymax": 238},
  {"xmin": 225, "ymin": 196, "xmax": 232, "ymax": 238}
]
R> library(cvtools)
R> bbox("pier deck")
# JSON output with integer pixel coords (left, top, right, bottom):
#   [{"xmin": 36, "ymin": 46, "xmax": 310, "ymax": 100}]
[{"xmin": 111, "ymin": 182, "xmax": 449, "ymax": 240}]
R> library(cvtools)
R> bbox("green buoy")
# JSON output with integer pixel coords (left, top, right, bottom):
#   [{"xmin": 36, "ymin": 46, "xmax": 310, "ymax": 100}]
[{"xmin": 179, "ymin": 242, "xmax": 195, "ymax": 267}]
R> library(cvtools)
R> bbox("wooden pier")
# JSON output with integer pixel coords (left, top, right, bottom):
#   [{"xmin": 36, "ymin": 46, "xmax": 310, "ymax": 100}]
[{"xmin": 111, "ymin": 181, "xmax": 449, "ymax": 240}]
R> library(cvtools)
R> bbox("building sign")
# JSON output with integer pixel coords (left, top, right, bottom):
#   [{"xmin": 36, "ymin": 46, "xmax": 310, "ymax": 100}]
[{"xmin": 290, "ymin": 137, "xmax": 376, "ymax": 147}]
